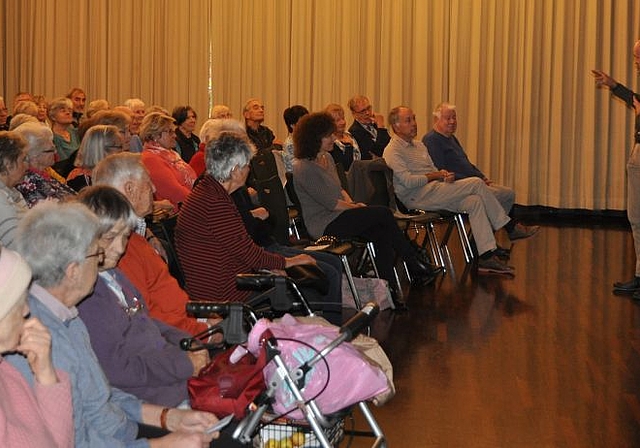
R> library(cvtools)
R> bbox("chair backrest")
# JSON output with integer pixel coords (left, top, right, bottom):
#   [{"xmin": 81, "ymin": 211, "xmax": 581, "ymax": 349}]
[
  {"xmin": 334, "ymin": 162, "xmax": 350, "ymax": 193},
  {"xmin": 249, "ymin": 151, "xmax": 291, "ymax": 245},
  {"xmin": 347, "ymin": 159, "xmax": 397, "ymax": 210},
  {"xmin": 284, "ymin": 172, "xmax": 310, "ymax": 240},
  {"xmin": 147, "ymin": 214, "xmax": 187, "ymax": 288}
]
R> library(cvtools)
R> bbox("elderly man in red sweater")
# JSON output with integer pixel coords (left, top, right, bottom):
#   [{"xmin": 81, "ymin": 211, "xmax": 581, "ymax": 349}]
[{"xmin": 92, "ymin": 152, "xmax": 215, "ymax": 337}]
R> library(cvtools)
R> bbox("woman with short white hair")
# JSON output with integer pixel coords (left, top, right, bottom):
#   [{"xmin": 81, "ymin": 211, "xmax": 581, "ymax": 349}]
[
  {"xmin": 13, "ymin": 122, "xmax": 75, "ymax": 207},
  {"xmin": 67, "ymin": 124, "xmax": 124, "ymax": 191},
  {"xmin": 189, "ymin": 118, "xmax": 246, "ymax": 176}
]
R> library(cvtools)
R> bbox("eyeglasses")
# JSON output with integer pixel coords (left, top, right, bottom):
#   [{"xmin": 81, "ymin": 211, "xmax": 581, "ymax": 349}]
[
  {"xmin": 353, "ymin": 105, "xmax": 372, "ymax": 115},
  {"xmin": 85, "ymin": 248, "xmax": 106, "ymax": 265},
  {"xmin": 162, "ymin": 129, "xmax": 177, "ymax": 136}
]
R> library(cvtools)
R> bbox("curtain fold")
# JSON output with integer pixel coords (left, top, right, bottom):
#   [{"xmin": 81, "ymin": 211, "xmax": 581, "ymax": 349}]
[
  {"xmin": 2, "ymin": 0, "xmax": 640, "ymax": 209},
  {"xmin": 1, "ymin": 0, "xmax": 211, "ymax": 131}
]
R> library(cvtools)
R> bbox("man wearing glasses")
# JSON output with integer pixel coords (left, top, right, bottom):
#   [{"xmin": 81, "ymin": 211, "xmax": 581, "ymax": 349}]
[{"xmin": 348, "ymin": 94, "xmax": 391, "ymax": 159}]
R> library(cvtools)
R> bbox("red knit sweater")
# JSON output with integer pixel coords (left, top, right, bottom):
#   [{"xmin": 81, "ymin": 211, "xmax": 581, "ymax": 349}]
[
  {"xmin": 118, "ymin": 233, "xmax": 208, "ymax": 336},
  {"xmin": 175, "ymin": 174, "xmax": 285, "ymax": 302}
]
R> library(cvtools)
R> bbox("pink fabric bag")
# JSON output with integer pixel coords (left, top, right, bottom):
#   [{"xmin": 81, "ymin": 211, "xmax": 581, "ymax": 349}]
[{"xmin": 246, "ymin": 314, "xmax": 389, "ymax": 419}]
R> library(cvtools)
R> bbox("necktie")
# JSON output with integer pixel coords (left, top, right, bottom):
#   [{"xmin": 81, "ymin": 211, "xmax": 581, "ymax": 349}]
[{"xmin": 366, "ymin": 124, "xmax": 377, "ymax": 140}]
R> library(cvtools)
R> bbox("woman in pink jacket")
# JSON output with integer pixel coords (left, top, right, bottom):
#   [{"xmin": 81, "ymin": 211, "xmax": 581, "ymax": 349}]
[{"xmin": 0, "ymin": 247, "xmax": 74, "ymax": 447}]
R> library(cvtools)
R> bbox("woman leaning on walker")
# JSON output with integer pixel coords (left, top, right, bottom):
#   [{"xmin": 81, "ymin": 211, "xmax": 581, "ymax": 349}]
[{"xmin": 292, "ymin": 112, "xmax": 438, "ymax": 309}]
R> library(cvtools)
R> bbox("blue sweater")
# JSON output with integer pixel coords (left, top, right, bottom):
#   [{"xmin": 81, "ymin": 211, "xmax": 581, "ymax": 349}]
[
  {"xmin": 6, "ymin": 285, "xmax": 148, "ymax": 448},
  {"xmin": 422, "ymin": 129, "xmax": 486, "ymax": 180}
]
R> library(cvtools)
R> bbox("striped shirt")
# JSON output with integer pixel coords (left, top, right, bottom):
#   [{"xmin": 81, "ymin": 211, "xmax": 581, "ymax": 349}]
[{"xmin": 175, "ymin": 174, "xmax": 285, "ymax": 302}]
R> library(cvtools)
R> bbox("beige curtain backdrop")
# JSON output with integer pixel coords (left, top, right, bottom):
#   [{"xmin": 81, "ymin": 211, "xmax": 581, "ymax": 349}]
[
  {"xmin": 1, "ymin": 0, "xmax": 211, "ymax": 132},
  {"xmin": 2, "ymin": 0, "xmax": 640, "ymax": 209}
]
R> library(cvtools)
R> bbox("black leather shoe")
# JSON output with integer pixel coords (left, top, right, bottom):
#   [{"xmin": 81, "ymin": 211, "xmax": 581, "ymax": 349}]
[
  {"xmin": 613, "ymin": 277, "xmax": 640, "ymax": 294},
  {"xmin": 494, "ymin": 246, "xmax": 511, "ymax": 261}
]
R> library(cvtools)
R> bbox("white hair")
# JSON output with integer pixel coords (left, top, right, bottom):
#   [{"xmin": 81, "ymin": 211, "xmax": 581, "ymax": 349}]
[
  {"xmin": 124, "ymin": 98, "xmax": 145, "ymax": 110},
  {"xmin": 433, "ymin": 102, "xmax": 456, "ymax": 119},
  {"xmin": 8, "ymin": 114, "xmax": 39, "ymax": 131},
  {"xmin": 17, "ymin": 202, "xmax": 100, "ymax": 288},
  {"xmin": 199, "ymin": 118, "xmax": 246, "ymax": 144},
  {"xmin": 205, "ymin": 132, "xmax": 254, "ymax": 182},
  {"xmin": 93, "ymin": 152, "xmax": 148, "ymax": 190},
  {"xmin": 12, "ymin": 121, "xmax": 53, "ymax": 155}
]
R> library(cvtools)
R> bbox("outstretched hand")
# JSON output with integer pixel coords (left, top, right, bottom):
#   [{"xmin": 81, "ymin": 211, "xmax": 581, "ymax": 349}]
[{"xmin": 591, "ymin": 69, "xmax": 616, "ymax": 88}]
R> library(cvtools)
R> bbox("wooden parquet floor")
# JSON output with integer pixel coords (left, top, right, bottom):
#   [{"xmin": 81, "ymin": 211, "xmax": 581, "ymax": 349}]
[{"xmin": 347, "ymin": 219, "xmax": 640, "ymax": 448}]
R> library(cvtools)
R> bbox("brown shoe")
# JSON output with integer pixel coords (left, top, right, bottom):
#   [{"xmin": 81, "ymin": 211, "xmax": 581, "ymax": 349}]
[
  {"xmin": 508, "ymin": 223, "xmax": 540, "ymax": 241},
  {"xmin": 478, "ymin": 255, "xmax": 515, "ymax": 275}
]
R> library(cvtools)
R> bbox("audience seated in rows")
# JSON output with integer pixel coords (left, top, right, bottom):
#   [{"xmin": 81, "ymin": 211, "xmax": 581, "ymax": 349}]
[
  {"xmin": 93, "ymin": 152, "xmax": 217, "ymax": 336},
  {"xmin": 7, "ymin": 201, "xmax": 220, "ymax": 447},
  {"xmin": 76, "ymin": 186, "xmax": 208, "ymax": 407},
  {"xmin": 383, "ymin": 106, "xmax": 538, "ymax": 276},
  {"xmin": 291, "ymin": 112, "xmax": 438, "ymax": 308}
]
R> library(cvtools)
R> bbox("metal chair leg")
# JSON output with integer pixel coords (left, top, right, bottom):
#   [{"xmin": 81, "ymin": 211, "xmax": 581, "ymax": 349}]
[
  {"xmin": 454, "ymin": 213, "xmax": 474, "ymax": 263},
  {"xmin": 340, "ymin": 255, "xmax": 362, "ymax": 310}
]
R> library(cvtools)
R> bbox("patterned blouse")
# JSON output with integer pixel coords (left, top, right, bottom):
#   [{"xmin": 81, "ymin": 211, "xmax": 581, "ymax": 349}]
[{"xmin": 15, "ymin": 168, "xmax": 76, "ymax": 208}]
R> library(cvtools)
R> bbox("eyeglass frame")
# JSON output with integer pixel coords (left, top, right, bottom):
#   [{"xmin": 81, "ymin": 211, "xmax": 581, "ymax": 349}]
[{"xmin": 85, "ymin": 248, "xmax": 106, "ymax": 265}]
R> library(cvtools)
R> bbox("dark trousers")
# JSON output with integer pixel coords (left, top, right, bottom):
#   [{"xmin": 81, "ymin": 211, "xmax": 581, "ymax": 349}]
[{"xmin": 324, "ymin": 205, "xmax": 415, "ymax": 282}]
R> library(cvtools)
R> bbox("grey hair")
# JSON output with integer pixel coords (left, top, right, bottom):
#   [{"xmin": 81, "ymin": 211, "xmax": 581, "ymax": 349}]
[
  {"xmin": 124, "ymin": 98, "xmax": 145, "ymax": 110},
  {"xmin": 16, "ymin": 202, "xmax": 100, "ymax": 288},
  {"xmin": 199, "ymin": 118, "xmax": 246, "ymax": 144},
  {"xmin": 347, "ymin": 94, "xmax": 370, "ymax": 112},
  {"xmin": 47, "ymin": 97, "xmax": 73, "ymax": 122},
  {"xmin": 86, "ymin": 99, "xmax": 111, "ymax": 119},
  {"xmin": 8, "ymin": 114, "xmax": 39, "ymax": 131},
  {"xmin": 14, "ymin": 101, "xmax": 38, "ymax": 117},
  {"xmin": 13, "ymin": 122, "xmax": 53, "ymax": 156},
  {"xmin": 388, "ymin": 106, "xmax": 411, "ymax": 127},
  {"xmin": 205, "ymin": 132, "xmax": 254, "ymax": 182},
  {"xmin": 93, "ymin": 152, "xmax": 148, "ymax": 190},
  {"xmin": 433, "ymin": 102, "xmax": 456, "ymax": 119},
  {"xmin": 210, "ymin": 104, "xmax": 232, "ymax": 119},
  {"xmin": 75, "ymin": 125, "xmax": 122, "ymax": 169},
  {"xmin": 243, "ymin": 98, "xmax": 262, "ymax": 114}
]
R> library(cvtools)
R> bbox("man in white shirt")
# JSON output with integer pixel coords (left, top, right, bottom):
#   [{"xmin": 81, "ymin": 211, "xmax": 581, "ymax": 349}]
[{"xmin": 383, "ymin": 106, "xmax": 538, "ymax": 275}]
